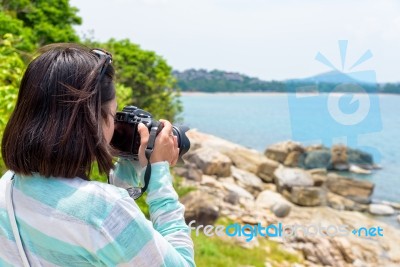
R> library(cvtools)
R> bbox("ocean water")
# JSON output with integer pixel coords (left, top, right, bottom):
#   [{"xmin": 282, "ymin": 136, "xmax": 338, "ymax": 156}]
[{"xmin": 180, "ymin": 93, "xmax": 400, "ymax": 206}]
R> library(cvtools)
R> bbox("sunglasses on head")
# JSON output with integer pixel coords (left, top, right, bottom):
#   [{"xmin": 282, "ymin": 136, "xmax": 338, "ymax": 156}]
[{"xmin": 91, "ymin": 48, "xmax": 113, "ymax": 83}]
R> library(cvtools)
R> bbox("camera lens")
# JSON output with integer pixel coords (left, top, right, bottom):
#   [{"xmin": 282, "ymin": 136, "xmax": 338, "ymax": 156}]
[{"xmin": 172, "ymin": 125, "xmax": 191, "ymax": 156}]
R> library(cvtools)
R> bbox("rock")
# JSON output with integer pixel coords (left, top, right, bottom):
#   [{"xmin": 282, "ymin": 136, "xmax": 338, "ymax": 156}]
[
  {"xmin": 173, "ymin": 163, "xmax": 203, "ymax": 181},
  {"xmin": 284, "ymin": 151, "xmax": 302, "ymax": 167},
  {"xmin": 201, "ymin": 175, "xmax": 223, "ymax": 189},
  {"xmin": 301, "ymin": 146, "xmax": 375, "ymax": 171},
  {"xmin": 330, "ymin": 144, "xmax": 349, "ymax": 170},
  {"xmin": 290, "ymin": 186, "xmax": 324, "ymax": 206},
  {"xmin": 379, "ymin": 200, "xmax": 400, "ymax": 210},
  {"xmin": 347, "ymin": 148, "xmax": 374, "ymax": 168},
  {"xmin": 231, "ymin": 166, "xmax": 264, "ymax": 194},
  {"xmin": 185, "ymin": 147, "xmax": 232, "ymax": 177},
  {"xmin": 223, "ymin": 191, "xmax": 240, "ymax": 205},
  {"xmin": 255, "ymin": 190, "xmax": 292, "ymax": 218},
  {"xmin": 262, "ymin": 183, "xmax": 277, "ymax": 192},
  {"xmin": 310, "ymin": 174, "xmax": 327, "ymax": 187},
  {"xmin": 302, "ymin": 149, "xmax": 331, "ymax": 169},
  {"xmin": 218, "ymin": 176, "xmax": 236, "ymax": 184},
  {"xmin": 326, "ymin": 174, "xmax": 374, "ymax": 203},
  {"xmin": 349, "ymin": 164, "xmax": 372, "ymax": 174},
  {"xmin": 224, "ymin": 148, "xmax": 279, "ymax": 182},
  {"xmin": 327, "ymin": 192, "xmax": 367, "ymax": 211},
  {"xmin": 273, "ymin": 166, "xmax": 314, "ymax": 193},
  {"xmin": 241, "ymin": 215, "xmax": 258, "ymax": 225},
  {"xmin": 271, "ymin": 203, "xmax": 292, "ymax": 218},
  {"xmin": 369, "ymin": 204, "xmax": 395, "ymax": 216},
  {"xmin": 181, "ymin": 191, "xmax": 219, "ymax": 226},
  {"xmin": 307, "ymin": 168, "xmax": 327, "ymax": 176},
  {"xmin": 265, "ymin": 140, "xmax": 304, "ymax": 163},
  {"xmin": 221, "ymin": 181, "xmax": 254, "ymax": 200},
  {"xmin": 397, "ymin": 215, "xmax": 400, "ymax": 224}
]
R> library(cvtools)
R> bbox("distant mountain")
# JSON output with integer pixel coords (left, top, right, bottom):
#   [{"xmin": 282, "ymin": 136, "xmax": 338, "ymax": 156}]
[
  {"xmin": 173, "ymin": 69, "xmax": 285, "ymax": 92},
  {"xmin": 292, "ymin": 70, "xmax": 364, "ymax": 84},
  {"xmin": 173, "ymin": 69, "xmax": 400, "ymax": 94}
]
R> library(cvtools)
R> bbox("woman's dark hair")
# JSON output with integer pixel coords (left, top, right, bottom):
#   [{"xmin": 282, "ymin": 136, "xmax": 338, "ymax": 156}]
[{"xmin": 1, "ymin": 43, "xmax": 116, "ymax": 179}]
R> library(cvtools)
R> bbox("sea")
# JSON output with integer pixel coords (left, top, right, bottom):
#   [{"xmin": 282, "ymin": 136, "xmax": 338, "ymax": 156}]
[{"xmin": 180, "ymin": 93, "xmax": 400, "ymax": 225}]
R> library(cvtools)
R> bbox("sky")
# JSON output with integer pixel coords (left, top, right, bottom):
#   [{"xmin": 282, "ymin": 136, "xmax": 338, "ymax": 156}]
[{"xmin": 70, "ymin": 0, "xmax": 400, "ymax": 83}]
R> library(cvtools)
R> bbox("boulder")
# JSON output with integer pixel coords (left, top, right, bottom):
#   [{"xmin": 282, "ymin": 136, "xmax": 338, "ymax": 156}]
[
  {"xmin": 327, "ymin": 192, "xmax": 367, "ymax": 212},
  {"xmin": 224, "ymin": 148, "xmax": 279, "ymax": 182},
  {"xmin": 231, "ymin": 166, "xmax": 263, "ymax": 195},
  {"xmin": 185, "ymin": 147, "xmax": 232, "ymax": 177},
  {"xmin": 307, "ymin": 168, "xmax": 327, "ymax": 176},
  {"xmin": 330, "ymin": 144, "xmax": 349, "ymax": 170},
  {"xmin": 271, "ymin": 203, "xmax": 292, "ymax": 218},
  {"xmin": 223, "ymin": 191, "xmax": 240, "ymax": 205},
  {"xmin": 290, "ymin": 186, "xmax": 324, "ymax": 207},
  {"xmin": 302, "ymin": 149, "xmax": 331, "ymax": 169},
  {"xmin": 284, "ymin": 151, "xmax": 302, "ymax": 167},
  {"xmin": 369, "ymin": 204, "xmax": 395, "ymax": 216},
  {"xmin": 255, "ymin": 190, "xmax": 292, "ymax": 218},
  {"xmin": 221, "ymin": 181, "xmax": 254, "ymax": 200},
  {"xmin": 264, "ymin": 140, "xmax": 304, "ymax": 163},
  {"xmin": 273, "ymin": 166, "xmax": 314, "ymax": 193},
  {"xmin": 181, "ymin": 191, "xmax": 219, "ymax": 226},
  {"xmin": 310, "ymin": 174, "xmax": 327, "ymax": 187},
  {"xmin": 200, "ymin": 175, "xmax": 224, "ymax": 189},
  {"xmin": 347, "ymin": 148, "xmax": 374, "ymax": 169},
  {"xmin": 326, "ymin": 174, "xmax": 374, "ymax": 203},
  {"xmin": 349, "ymin": 164, "xmax": 372, "ymax": 174},
  {"xmin": 173, "ymin": 163, "xmax": 202, "ymax": 181}
]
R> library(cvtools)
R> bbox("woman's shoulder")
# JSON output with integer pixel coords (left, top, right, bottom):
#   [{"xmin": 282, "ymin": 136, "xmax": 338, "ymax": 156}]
[
  {"xmin": 61, "ymin": 176, "xmax": 130, "ymax": 203},
  {"xmin": 1, "ymin": 171, "xmax": 135, "ymax": 231}
]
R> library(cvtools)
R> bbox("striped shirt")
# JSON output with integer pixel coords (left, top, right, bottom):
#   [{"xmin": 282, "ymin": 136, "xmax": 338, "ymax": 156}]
[{"xmin": 0, "ymin": 160, "xmax": 195, "ymax": 267}]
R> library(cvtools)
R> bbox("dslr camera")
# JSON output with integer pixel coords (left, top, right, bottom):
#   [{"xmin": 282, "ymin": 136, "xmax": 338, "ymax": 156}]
[{"xmin": 111, "ymin": 106, "xmax": 190, "ymax": 160}]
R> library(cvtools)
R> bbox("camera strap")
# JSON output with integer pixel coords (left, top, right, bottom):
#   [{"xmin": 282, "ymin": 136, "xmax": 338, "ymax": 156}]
[{"xmin": 141, "ymin": 125, "xmax": 159, "ymax": 194}]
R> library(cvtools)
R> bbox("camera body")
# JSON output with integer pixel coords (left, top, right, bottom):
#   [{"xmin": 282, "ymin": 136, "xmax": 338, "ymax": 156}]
[{"xmin": 111, "ymin": 106, "xmax": 190, "ymax": 160}]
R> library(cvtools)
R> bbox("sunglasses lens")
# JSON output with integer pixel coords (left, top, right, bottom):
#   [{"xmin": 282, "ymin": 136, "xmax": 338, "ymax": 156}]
[{"xmin": 91, "ymin": 49, "xmax": 112, "ymax": 63}]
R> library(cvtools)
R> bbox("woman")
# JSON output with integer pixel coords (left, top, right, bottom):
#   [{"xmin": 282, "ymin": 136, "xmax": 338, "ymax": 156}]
[{"xmin": 0, "ymin": 43, "xmax": 195, "ymax": 267}]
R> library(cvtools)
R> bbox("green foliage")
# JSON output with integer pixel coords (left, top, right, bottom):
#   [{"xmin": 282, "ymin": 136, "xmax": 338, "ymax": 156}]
[
  {"xmin": 0, "ymin": 11, "xmax": 35, "ymax": 51},
  {"xmin": 172, "ymin": 174, "xmax": 197, "ymax": 197},
  {"xmin": 134, "ymin": 172, "xmax": 196, "ymax": 219},
  {"xmin": 101, "ymin": 39, "xmax": 183, "ymax": 121},
  {"xmin": 0, "ymin": 33, "xmax": 25, "ymax": 172},
  {"xmin": 1, "ymin": 0, "xmax": 81, "ymax": 51},
  {"xmin": 193, "ymin": 233, "xmax": 303, "ymax": 267},
  {"xmin": 115, "ymin": 83, "xmax": 133, "ymax": 110}
]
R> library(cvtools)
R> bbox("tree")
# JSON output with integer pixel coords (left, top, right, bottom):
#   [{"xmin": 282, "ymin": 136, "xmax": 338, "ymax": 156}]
[
  {"xmin": 1, "ymin": 0, "xmax": 81, "ymax": 50},
  {"xmin": 100, "ymin": 39, "xmax": 182, "ymax": 121},
  {"xmin": 0, "ymin": 34, "xmax": 25, "ymax": 172}
]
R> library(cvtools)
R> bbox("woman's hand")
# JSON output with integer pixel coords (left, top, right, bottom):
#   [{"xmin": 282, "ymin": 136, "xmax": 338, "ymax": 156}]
[{"xmin": 137, "ymin": 120, "xmax": 179, "ymax": 168}]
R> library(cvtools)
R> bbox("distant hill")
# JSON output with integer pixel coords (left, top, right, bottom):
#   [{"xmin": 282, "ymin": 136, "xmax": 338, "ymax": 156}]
[
  {"xmin": 173, "ymin": 69, "xmax": 400, "ymax": 94},
  {"xmin": 173, "ymin": 69, "xmax": 285, "ymax": 92},
  {"xmin": 291, "ymin": 70, "xmax": 365, "ymax": 84}
]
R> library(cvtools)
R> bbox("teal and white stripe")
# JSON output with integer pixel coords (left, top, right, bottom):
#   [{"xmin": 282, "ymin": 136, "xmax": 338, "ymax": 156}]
[{"xmin": 0, "ymin": 161, "xmax": 195, "ymax": 267}]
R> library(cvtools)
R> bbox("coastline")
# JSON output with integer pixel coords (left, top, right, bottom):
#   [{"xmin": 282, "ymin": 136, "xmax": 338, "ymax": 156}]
[
  {"xmin": 179, "ymin": 130, "xmax": 400, "ymax": 266},
  {"xmin": 180, "ymin": 91, "xmax": 400, "ymax": 96}
]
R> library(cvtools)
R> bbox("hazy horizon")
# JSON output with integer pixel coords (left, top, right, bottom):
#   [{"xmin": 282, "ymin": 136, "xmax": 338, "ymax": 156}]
[{"xmin": 70, "ymin": 0, "xmax": 400, "ymax": 83}]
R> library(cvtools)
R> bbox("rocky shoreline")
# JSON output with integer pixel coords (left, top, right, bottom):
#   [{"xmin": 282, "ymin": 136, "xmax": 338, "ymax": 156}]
[{"xmin": 176, "ymin": 130, "xmax": 400, "ymax": 267}]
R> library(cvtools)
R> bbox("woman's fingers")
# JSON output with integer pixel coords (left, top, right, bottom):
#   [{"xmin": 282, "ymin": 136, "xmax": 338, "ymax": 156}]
[
  {"xmin": 170, "ymin": 136, "xmax": 179, "ymax": 166},
  {"xmin": 137, "ymin": 123, "xmax": 149, "ymax": 167},
  {"xmin": 137, "ymin": 120, "xmax": 180, "ymax": 166}
]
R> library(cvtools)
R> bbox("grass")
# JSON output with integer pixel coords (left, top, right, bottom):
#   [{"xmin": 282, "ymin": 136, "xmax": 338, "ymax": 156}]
[{"xmin": 192, "ymin": 232, "xmax": 303, "ymax": 267}]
